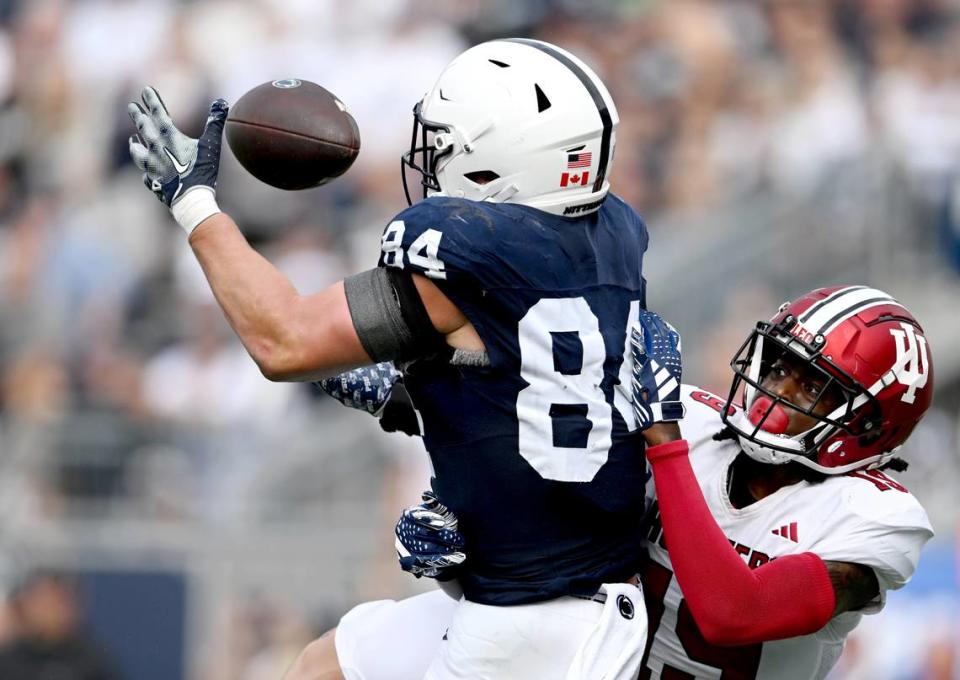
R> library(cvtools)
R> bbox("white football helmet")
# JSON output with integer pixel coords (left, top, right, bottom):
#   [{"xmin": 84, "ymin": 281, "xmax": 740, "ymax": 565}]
[{"xmin": 402, "ymin": 39, "xmax": 619, "ymax": 216}]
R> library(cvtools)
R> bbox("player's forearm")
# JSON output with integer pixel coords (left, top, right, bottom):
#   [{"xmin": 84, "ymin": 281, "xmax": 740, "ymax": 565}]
[
  {"xmin": 647, "ymin": 440, "xmax": 836, "ymax": 646},
  {"xmin": 187, "ymin": 213, "xmax": 352, "ymax": 379},
  {"xmin": 643, "ymin": 422, "xmax": 681, "ymax": 447},
  {"xmin": 188, "ymin": 213, "xmax": 301, "ymax": 374}
]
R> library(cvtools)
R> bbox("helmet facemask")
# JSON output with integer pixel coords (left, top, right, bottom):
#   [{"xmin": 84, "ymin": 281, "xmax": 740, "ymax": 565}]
[
  {"xmin": 721, "ymin": 316, "xmax": 883, "ymax": 473},
  {"xmin": 401, "ymin": 101, "xmax": 453, "ymax": 205}
]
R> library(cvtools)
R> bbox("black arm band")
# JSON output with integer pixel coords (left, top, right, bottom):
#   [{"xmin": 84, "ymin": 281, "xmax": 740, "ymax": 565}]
[{"xmin": 343, "ymin": 268, "xmax": 445, "ymax": 363}]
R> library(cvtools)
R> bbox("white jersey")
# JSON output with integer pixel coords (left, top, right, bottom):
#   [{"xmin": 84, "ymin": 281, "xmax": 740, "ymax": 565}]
[{"xmin": 640, "ymin": 386, "xmax": 934, "ymax": 680}]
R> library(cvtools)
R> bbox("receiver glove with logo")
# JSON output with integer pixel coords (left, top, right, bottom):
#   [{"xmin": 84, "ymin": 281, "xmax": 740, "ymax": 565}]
[
  {"xmin": 395, "ymin": 490, "xmax": 466, "ymax": 580},
  {"xmin": 317, "ymin": 363, "xmax": 423, "ymax": 436},
  {"xmin": 631, "ymin": 310, "xmax": 686, "ymax": 430},
  {"xmin": 128, "ymin": 87, "xmax": 228, "ymax": 235}
]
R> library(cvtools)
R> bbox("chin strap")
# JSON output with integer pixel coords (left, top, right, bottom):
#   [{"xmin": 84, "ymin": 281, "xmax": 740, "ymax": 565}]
[{"xmin": 646, "ymin": 440, "xmax": 836, "ymax": 645}]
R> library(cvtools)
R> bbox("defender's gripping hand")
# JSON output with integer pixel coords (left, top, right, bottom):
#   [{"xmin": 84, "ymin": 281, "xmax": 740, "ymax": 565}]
[
  {"xmin": 128, "ymin": 87, "xmax": 228, "ymax": 234},
  {"xmin": 395, "ymin": 490, "xmax": 466, "ymax": 580},
  {"xmin": 631, "ymin": 310, "xmax": 685, "ymax": 430},
  {"xmin": 318, "ymin": 363, "xmax": 423, "ymax": 436},
  {"xmin": 317, "ymin": 362, "xmax": 401, "ymax": 416}
]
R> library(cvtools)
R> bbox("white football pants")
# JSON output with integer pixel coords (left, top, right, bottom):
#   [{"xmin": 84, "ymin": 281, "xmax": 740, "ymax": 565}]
[{"xmin": 335, "ymin": 583, "xmax": 647, "ymax": 680}]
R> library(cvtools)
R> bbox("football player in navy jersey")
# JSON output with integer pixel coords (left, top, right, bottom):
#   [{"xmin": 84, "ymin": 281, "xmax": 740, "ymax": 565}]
[{"xmin": 129, "ymin": 39, "xmax": 657, "ymax": 679}]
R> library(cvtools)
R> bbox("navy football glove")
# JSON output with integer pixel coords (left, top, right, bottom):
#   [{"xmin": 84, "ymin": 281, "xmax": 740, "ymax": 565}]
[
  {"xmin": 631, "ymin": 310, "xmax": 685, "ymax": 430},
  {"xmin": 127, "ymin": 87, "xmax": 228, "ymax": 234},
  {"xmin": 318, "ymin": 363, "xmax": 423, "ymax": 436},
  {"xmin": 395, "ymin": 490, "xmax": 466, "ymax": 580},
  {"xmin": 317, "ymin": 362, "xmax": 401, "ymax": 416}
]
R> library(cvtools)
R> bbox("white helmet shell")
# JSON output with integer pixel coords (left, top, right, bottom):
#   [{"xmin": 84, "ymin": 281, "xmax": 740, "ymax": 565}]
[{"xmin": 403, "ymin": 39, "xmax": 619, "ymax": 216}]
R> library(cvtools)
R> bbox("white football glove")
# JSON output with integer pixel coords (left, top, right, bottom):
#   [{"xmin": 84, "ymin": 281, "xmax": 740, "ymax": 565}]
[{"xmin": 127, "ymin": 86, "xmax": 228, "ymax": 235}]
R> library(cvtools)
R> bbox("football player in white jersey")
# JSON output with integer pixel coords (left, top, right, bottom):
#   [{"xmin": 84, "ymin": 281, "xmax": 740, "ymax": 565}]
[
  {"xmin": 633, "ymin": 285, "xmax": 933, "ymax": 679},
  {"xmin": 285, "ymin": 285, "xmax": 934, "ymax": 680}
]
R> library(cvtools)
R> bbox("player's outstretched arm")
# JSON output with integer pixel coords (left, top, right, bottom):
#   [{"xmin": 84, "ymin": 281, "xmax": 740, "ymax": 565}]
[
  {"xmin": 189, "ymin": 213, "xmax": 369, "ymax": 379},
  {"xmin": 128, "ymin": 86, "xmax": 371, "ymax": 379},
  {"xmin": 128, "ymin": 87, "xmax": 473, "ymax": 381},
  {"xmin": 189, "ymin": 214, "xmax": 473, "ymax": 380}
]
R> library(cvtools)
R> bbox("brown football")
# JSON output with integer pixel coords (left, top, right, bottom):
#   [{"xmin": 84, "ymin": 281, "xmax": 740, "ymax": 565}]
[{"xmin": 225, "ymin": 79, "xmax": 361, "ymax": 190}]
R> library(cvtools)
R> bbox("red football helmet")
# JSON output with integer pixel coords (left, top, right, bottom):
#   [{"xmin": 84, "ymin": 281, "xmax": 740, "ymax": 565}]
[{"xmin": 721, "ymin": 286, "xmax": 934, "ymax": 474}]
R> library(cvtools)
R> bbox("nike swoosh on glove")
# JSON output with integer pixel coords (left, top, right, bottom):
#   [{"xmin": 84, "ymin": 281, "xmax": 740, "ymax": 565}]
[{"xmin": 128, "ymin": 87, "xmax": 228, "ymax": 233}]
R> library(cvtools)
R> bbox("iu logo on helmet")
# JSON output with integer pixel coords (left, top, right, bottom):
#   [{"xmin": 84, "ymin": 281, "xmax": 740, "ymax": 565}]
[{"xmin": 889, "ymin": 323, "xmax": 929, "ymax": 404}]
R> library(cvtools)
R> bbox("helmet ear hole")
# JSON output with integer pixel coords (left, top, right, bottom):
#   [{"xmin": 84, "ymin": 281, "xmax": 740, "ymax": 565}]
[
  {"xmin": 858, "ymin": 427, "xmax": 886, "ymax": 448},
  {"xmin": 464, "ymin": 170, "xmax": 500, "ymax": 185}
]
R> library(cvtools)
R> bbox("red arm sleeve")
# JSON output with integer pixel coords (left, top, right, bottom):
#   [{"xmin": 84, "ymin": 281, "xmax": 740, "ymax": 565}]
[{"xmin": 646, "ymin": 440, "xmax": 836, "ymax": 646}]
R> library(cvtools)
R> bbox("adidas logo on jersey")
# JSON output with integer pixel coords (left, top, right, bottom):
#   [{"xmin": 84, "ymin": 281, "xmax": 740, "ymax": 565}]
[{"xmin": 771, "ymin": 522, "xmax": 798, "ymax": 543}]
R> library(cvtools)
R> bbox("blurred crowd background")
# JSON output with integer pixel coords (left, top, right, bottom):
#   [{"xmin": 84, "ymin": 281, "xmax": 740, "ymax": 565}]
[{"xmin": 0, "ymin": 0, "xmax": 957, "ymax": 678}]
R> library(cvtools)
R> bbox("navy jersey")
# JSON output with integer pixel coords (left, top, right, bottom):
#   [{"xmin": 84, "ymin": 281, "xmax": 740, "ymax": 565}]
[{"xmin": 377, "ymin": 195, "xmax": 649, "ymax": 605}]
